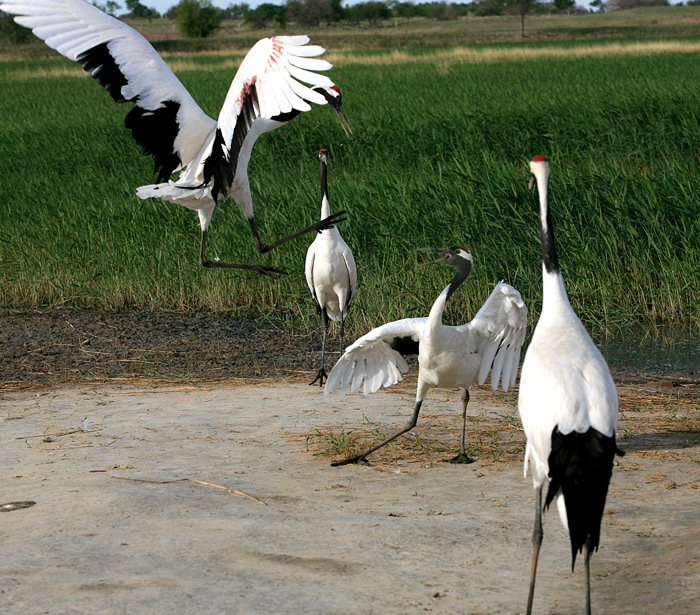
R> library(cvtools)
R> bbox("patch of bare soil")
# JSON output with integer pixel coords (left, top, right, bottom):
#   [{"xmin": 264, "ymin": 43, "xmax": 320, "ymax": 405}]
[
  {"xmin": 1, "ymin": 308, "xmax": 699, "ymax": 614},
  {"xmin": 0, "ymin": 308, "xmax": 324, "ymax": 389}
]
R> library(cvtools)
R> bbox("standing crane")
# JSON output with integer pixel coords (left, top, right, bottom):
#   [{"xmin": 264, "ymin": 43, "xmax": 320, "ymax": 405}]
[
  {"xmin": 1, "ymin": 0, "xmax": 353, "ymax": 277},
  {"xmin": 305, "ymin": 149, "xmax": 357, "ymax": 386},
  {"xmin": 519, "ymin": 155, "xmax": 624, "ymax": 615},
  {"xmin": 325, "ymin": 247, "xmax": 527, "ymax": 466}
]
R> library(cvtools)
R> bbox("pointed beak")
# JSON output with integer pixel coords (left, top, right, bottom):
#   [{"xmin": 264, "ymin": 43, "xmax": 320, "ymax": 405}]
[
  {"xmin": 328, "ymin": 98, "xmax": 353, "ymax": 139},
  {"xmin": 417, "ymin": 248, "xmax": 451, "ymax": 267},
  {"xmin": 528, "ymin": 174, "xmax": 536, "ymax": 190}
]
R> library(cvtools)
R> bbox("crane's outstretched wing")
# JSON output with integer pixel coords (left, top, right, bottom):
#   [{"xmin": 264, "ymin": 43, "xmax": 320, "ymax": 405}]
[
  {"xmin": 1, "ymin": 0, "xmax": 216, "ymax": 182},
  {"xmin": 325, "ymin": 318, "xmax": 428, "ymax": 396},
  {"xmin": 460, "ymin": 281, "xmax": 527, "ymax": 392},
  {"xmin": 203, "ymin": 36, "xmax": 334, "ymax": 202}
]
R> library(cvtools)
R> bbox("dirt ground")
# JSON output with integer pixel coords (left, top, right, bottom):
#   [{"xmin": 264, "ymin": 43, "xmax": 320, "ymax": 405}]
[{"xmin": 1, "ymin": 309, "xmax": 699, "ymax": 615}]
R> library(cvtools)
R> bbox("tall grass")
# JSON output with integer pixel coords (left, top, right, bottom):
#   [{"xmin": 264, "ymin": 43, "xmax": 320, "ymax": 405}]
[{"xmin": 1, "ymin": 40, "xmax": 699, "ymax": 338}]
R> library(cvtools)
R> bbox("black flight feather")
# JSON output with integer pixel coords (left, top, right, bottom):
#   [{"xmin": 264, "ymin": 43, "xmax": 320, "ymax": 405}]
[{"xmin": 545, "ymin": 426, "xmax": 619, "ymax": 569}]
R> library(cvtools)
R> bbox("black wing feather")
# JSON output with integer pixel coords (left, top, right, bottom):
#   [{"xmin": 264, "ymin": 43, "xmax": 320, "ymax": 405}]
[
  {"xmin": 545, "ymin": 426, "xmax": 620, "ymax": 569},
  {"xmin": 77, "ymin": 42, "xmax": 182, "ymax": 183}
]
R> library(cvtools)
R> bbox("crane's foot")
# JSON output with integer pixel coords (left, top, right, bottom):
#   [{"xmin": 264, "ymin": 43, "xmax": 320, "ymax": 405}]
[
  {"xmin": 443, "ymin": 452, "xmax": 476, "ymax": 464},
  {"xmin": 251, "ymin": 265, "xmax": 288, "ymax": 279},
  {"xmin": 331, "ymin": 453, "xmax": 370, "ymax": 467},
  {"xmin": 314, "ymin": 210, "xmax": 347, "ymax": 233},
  {"xmin": 199, "ymin": 260, "xmax": 287, "ymax": 279},
  {"xmin": 309, "ymin": 368, "xmax": 328, "ymax": 387}
]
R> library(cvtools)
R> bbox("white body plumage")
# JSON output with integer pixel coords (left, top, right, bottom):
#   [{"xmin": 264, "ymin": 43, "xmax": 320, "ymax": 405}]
[{"xmin": 305, "ymin": 149, "xmax": 356, "ymax": 386}]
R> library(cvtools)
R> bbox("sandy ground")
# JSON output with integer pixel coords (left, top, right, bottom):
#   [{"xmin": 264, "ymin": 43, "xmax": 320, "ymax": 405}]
[{"xmin": 1, "ymin": 380, "xmax": 699, "ymax": 615}]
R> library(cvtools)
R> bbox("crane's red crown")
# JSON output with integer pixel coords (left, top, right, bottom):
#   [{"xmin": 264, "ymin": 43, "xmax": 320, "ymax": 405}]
[
  {"xmin": 320, "ymin": 149, "xmax": 329, "ymax": 153},
  {"xmin": 531, "ymin": 155, "xmax": 548, "ymax": 162},
  {"xmin": 458, "ymin": 246, "xmax": 469, "ymax": 253}
]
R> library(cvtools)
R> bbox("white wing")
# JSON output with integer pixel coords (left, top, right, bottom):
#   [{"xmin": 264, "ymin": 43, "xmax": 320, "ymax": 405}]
[
  {"xmin": 1, "ymin": 0, "xmax": 216, "ymax": 180},
  {"xmin": 459, "ymin": 281, "xmax": 528, "ymax": 392},
  {"xmin": 305, "ymin": 241, "xmax": 319, "ymax": 307},
  {"xmin": 340, "ymin": 238, "xmax": 357, "ymax": 313},
  {"xmin": 204, "ymin": 36, "xmax": 334, "ymax": 202},
  {"xmin": 325, "ymin": 318, "xmax": 428, "ymax": 396}
]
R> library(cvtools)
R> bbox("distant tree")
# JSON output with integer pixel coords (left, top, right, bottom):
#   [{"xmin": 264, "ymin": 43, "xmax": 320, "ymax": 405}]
[
  {"xmin": 475, "ymin": 0, "xmax": 507, "ymax": 16},
  {"xmin": 393, "ymin": 1, "xmax": 429, "ymax": 17},
  {"xmin": 222, "ymin": 2, "xmax": 249, "ymax": 18},
  {"xmin": 553, "ymin": 0, "xmax": 575, "ymax": 11},
  {"xmin": 589, "ymin": 0, "xmax": 606, "ymax": 10},
  {"xmin": 619, "ymin": 0, "xmax": 668, "ymax": 6},
  {"xmin": 124, "ymin": 0, "xmax": 159, "ymax": 19},
  {"xmin": 287, "ymin": 0, "xmax": 335, "ymax": 25},
  {"xmin": 244, "ymin": 2, "xmax": 284, "ymax": 27},
  {"xmin": 346, "ymin": 1, "xmax": 392, "ymax": 24},
  {"xmin": 105, "ymin": 0, "xmax": 121, "ymax": 15},
  {"xmin": 506, "ymin": 0, "xmax": 537, "ymax": 39},
  {"xmin": 430, "ymin": 1, "xmax": 458, "ymax": 19},
  {"xmin": 175, "ymin": 0, "xmax": 223, "ymax": 37},
  {"xmin": 92, "ymin": 1, "xmax": 121, "ymax": 15}
]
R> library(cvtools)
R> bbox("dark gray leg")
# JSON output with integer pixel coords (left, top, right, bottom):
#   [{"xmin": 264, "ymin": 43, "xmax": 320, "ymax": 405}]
[
  {"xmin": 331, "ymin": 400, "xmax": 424, "ymax": 466},
  {"xmin": 526, "ymin": 484, "xmax": 544, "ymax": 615},
  {"xmin": 310, "ymin": 310, "xmax": 330, "ymax": 387},
  {"xmin": 584, "ymin": 539, "xmax": 592, "ymax": 615},
  {"xmin": 248, "ymin": 213, "xmax": 347, "ymax": 254},
  {"xmin": 198, "ymin": 229, "xmax": 286, "ymax": 277},
  {"xmin": 444, "ymin": 389, "xmax": 475, "ymax": 464}
]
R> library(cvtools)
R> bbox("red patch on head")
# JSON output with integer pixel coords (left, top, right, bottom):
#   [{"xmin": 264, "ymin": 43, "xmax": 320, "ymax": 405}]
[
  {"xmin": 331, "ymin": 85, "xmax": 340, "ymax": 94},
  {"xmin": 458, "ymin": 246, "xmax": 469, "ymax": 253},
  {"xmin": 531, "ymin": 155, "xmax": 547, "ymax": 162},
  {"xmin": 320, "ymin": 149, "xmax": 329, "ymax": 153}
]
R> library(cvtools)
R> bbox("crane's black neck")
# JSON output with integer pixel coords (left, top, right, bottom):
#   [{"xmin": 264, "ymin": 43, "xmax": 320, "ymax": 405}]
[
  {"xmin": 445, "ymin": 260, "xmax": 472, "ymax": 303},
  {"xmin": 539, "ymin": 188, "xmax": 560, "ymax": 275},
  {"xmin": 320, "ymin": 157, "xmax": 328, "ymax": 202}
]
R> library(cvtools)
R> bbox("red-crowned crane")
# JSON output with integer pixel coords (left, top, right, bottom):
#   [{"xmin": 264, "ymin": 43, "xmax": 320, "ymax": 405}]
[
  {"xmin": 519, "ymin": 155, "xmax": 624, "ymax": 615},
  {"xmin": 305, "ymin": 149, "xmax": 357, "ymax": 386},
  {"xmin": 325, "ymin": 247, "xmax": 527, "ymax": 466},
  {"xmin": 1, "ymin": 0, "xmax": 352, "ymax": 277}
]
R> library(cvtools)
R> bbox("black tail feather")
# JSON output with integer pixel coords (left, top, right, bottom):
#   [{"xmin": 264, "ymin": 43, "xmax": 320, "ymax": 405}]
[{"xmin": 545, "ymin": 427, "xmax": 618, "ymax": 569}]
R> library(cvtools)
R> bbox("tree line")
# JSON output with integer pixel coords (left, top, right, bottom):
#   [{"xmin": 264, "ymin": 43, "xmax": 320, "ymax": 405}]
[{"xmin": 1, "ymin": 0, "xmax": 689, "ymax": 43}]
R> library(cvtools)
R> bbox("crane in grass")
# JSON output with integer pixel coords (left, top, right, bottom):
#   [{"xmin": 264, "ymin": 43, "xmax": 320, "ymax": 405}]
[
  {"xmin": 305, "ymin": 149, "xmax": 357, "ymax": 386},
  {"xmin": 325, "ymin": 246, "xmax": 527, "ymax": 466},
  {"xmin": 519, "ymin": 155, "xmax": 625, "ymax": 615},
  {"xmin": 1, "ymin": 0, "xmax": 352, "ymax": 277}
]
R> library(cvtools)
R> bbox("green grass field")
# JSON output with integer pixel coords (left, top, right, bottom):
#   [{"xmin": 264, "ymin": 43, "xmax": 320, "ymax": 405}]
[{"xmin": 1, "ymin": 13, "xmax": 700, "ymax": 338}]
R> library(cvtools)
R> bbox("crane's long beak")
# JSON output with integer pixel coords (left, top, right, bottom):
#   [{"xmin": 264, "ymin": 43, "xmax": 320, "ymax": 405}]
[
  {"xmin": 328, "ymin": 98, "xmax": 353, "ymax": 139},
  {"xmin": 417, "ymin": 248, "xmax": 451, "ymax": 267},
  {"xmin": 528, "ymin": 174, "xmax": 536, "ymax": 190}
]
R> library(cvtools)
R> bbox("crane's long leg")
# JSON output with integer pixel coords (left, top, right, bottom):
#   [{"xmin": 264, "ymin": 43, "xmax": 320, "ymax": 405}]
[
  {"xmin": 248, "ymin": 212, "xmax": 347, "ymax": 254},
  {"xmin": 310, "ymin": 309, "xmax": 330, "ymax": 387},
  {"xmin": 198, "ymin": 229, "xmax": 287, "ymax": 278},
  {"xmin": 444, "ymin": 389, "xmax": 475, "ymax": 464},
  {"xmin": 339, "ymin": 318, "xmax": 345, "ymax": 357},
  {"xmin": 584, "ymin": 538, "xmax": 592, "ymax": 615},
  {"xmin": 331, "ymin": 401, "xmax": 423, "ymax": 467},
  {"xmin": 526, "ymin": 484, "xmax": 544, "ymax": 615}
]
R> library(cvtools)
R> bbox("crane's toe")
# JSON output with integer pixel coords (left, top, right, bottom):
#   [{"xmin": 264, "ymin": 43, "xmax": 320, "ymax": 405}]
[
  {"xmin": 316, "ymin": 211, "xmax": 347, "ymax": 232},
  {"xmin": 309, "ymin": 368, "xmax": 328, "ymax": 387},
  {"xmin": 443, "ymin": 452, "xmax": 476, "ymax": 464},
  {"xmin": 331, "ymin": 454, "xmax": 370, "ymax": 467},
  {"xmin": 255, "ymin": 265, "xmax": 288, "ymax": 278}
]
